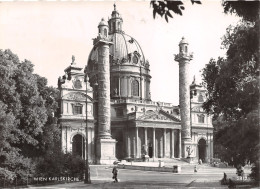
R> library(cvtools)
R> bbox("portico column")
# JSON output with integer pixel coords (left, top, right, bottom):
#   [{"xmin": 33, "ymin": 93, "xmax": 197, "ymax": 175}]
[
  {"xmin": 163, "ymin": 129, "xmax": 166, "ymax": 158},
  {"xmin": 171, "ymin": 129, "xmax": 175, "ymax": 158},
  {"xmin": 136, "ymin": 127, "xmax": 139, "ymax": 158},
  {"xmin": 153, "ymin": 128, "xmax": 156, "ymax": 158},
  {"xmin": 144, "ymin": 127, "xmax": 147, "ymax": 146},
  {"xmin": 178, "ymin": 129, "xmax": 181, "ymax": 158},
  {"xmin": 125, "ymin": 129, "xmax": 130, "ymax": 158}
]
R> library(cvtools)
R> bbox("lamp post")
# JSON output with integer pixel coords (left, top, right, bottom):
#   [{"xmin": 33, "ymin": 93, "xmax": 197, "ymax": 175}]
[{"xmin": 84, "ymin": 74, "xmax": 91, "ymax": 184}]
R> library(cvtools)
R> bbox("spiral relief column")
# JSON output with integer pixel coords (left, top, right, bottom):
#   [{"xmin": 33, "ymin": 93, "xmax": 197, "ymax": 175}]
[
  {"xmin": 174, "ymin": 37, "xmax": 195, "ymax": 159},
  {"xmin": 93, "ymin": 18, "xmax": 117, "ymax": 164},
  {"xmin": 97, "ymin": 44, "xmax": 112, "ymax": 139}
]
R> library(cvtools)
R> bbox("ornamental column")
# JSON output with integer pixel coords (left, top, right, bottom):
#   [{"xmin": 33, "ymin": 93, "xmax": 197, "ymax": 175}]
[
  {"xmin": 94, "ymin": 18, "xmax": 117, "ymax": 164},
  {"xmin": 178, "ymin": 130, "xmax": 181, "ymax": 158},
  {"xmin": 163, "ymin": 129, "xmax": 166, "ymax": 158},
  {"xmin": 153, "ymin": 128, "xmax": 156, "ymax": 158},
  {"xmin": 174, "ymin": 37, "xmax": 195, "ymax": 159},
  {"xmin": 171, "ymin": 129, "xmax": 175, "ymax": 158},
  {"xmin": 135, "ymin": 127, "xmax": 139, "ymax": 158}
]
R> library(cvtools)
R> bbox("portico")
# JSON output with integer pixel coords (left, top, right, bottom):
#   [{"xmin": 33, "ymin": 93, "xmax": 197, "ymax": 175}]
[{"xmin": 116, "ymin": 109, "xmax": 183, "ymax": 159}]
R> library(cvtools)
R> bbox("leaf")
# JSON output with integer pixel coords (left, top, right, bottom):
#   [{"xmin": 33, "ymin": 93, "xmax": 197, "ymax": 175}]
[
  {"xmin": 167, "ymin": 11, "xmax": 173, "ymax": 18},
  {"xmin": 165, "ymin": 14, "xmax": 168, "ymax": 22},
  {"xmin": 153, "ymin": 9, "xmax": 156, "ymax": 19},
  {"xmin": 191, "ymin": 0, "xmax": 202, "ymax": 5}
]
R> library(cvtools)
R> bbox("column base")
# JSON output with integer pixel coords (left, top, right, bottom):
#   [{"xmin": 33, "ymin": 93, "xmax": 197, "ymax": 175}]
[
  {"xmin": 96, "ymin": 138, "xmax": 117, "ymax": 164},
  {"xmin": 182, "ymin": 139, "xmax": 196, "ymax": 158}
]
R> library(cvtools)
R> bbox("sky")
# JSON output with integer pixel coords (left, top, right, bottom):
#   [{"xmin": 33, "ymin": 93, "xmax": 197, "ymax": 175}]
[{"xmin": 0, "ymin": 1, "xmax": 239, "ymax": 105}]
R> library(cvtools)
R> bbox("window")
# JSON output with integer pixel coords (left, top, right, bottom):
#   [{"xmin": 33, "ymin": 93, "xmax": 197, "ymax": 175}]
[
  {"xmin": 179, "ymin": 46, "xmax": 182, "ymax": 52},
  {"xmin": 104, "ymin": 28, "xmax": 107, "ymax": 37},
  {"xmin": 198, "ymin": 93, "xmax": 204, "ymax": 102},
  {"xmin": 133, "ymin": 55, "xmax": 138, "ymax": 64},
  {"xmin": 73, "ymin": 103, "xmax": 83, "ymax": 115},
  {"xmin": 185, "ymin": 46, "xmax": 188, "ymax": 53},
  {"xmin": 113, "ymin": 22, "xmax": 116, "ymax": 31},
  {"xmin": 132, "ymin": 80, "xmax": 139, "ymax": 96},
  {"xmin": 198, "ymin": 114, "xmax": 205, "ymax": 123}
]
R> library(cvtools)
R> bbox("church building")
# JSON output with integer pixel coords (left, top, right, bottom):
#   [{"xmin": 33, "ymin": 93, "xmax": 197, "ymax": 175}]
[{"xmin": 58, "ymin": 5, "xmax": 213, "ymax": 164}]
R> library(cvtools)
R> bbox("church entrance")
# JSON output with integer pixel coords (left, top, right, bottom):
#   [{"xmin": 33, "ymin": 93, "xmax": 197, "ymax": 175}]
[
  {"xmin": 72, "ymin": 134, "xmax": 85, "ymax": 159},
  {"xmin": 198, "ymin": 138, "xmax": 206, "ymax": 162},
  {"xmin": 148, "ymin": 143, "xmax": 153, "ymax": 158}
]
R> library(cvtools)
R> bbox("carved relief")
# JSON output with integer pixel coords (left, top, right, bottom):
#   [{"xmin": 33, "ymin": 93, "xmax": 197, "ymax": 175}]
[
  {"xmin": 182, "ymin": 129, "xmax": 191, "ymax": 139},
  {"xmin": 139, "ymin": 113, "xmax": 172, "ymax": 121},
  {"xmin": 63, "ymin": 92, "xmax": 86, "ymax": 101}
]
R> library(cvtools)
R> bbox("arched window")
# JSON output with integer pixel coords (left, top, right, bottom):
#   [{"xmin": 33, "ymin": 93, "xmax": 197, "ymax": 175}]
[
  {"xmin": 185, "ymin": 46, "xmax": 188, "ymax": 52},
  {"xmin": 198, "ymin": 93, "xmax": 204, "ymax": 102},
  {"xmin": 179, "ymin": 46, "xmax": 182, "ymax": 52},
  {"xmin": 133, "ymin": 55, "xmax": 138, "ymax": 64},
  {"xmin": 113, "ymin": 22, "xmax": 116, "ymax": 31},
  {"xmin": 104, "ymin": 28, "xmax": 107, "ymax": 37},
  {"xmin": 132, "ymin": 80, "xmax": 139, "ymax": 96}
]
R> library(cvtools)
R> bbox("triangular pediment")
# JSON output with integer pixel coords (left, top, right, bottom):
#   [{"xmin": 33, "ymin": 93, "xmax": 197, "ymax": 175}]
[{"xmin": 136, "ymin": 109, "xmax": 181, "ymax": 123}]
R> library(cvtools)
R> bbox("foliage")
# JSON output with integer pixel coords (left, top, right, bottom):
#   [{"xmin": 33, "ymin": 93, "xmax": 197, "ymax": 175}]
[
  {"xmin": 35, "ymin": 152, "xmax": 85, "ymax": 180},
  {"xmin": 214, "ymin": 111, "xmax": 259, "ymax": 167},
  {"xmin": 222, "ymin": 1, "xmax": 259, "ymax": 22},
  {"xmin": 202, "ymin": 21, "xmax": 259, "ymax": 120},
  {"xmin": 150, "ymin": 1, "xmax": 259, "ymax": 23},
  {"xmin": 150, "ymin": 0, "xmax": 201, "ymax": 22},
  {"xmin": 201, "ymin": 0, "xmax": 259, "ymax": 181},
  {"xmin": 0, "ymin": 49, "xmax": 60, "ymax": 185}
]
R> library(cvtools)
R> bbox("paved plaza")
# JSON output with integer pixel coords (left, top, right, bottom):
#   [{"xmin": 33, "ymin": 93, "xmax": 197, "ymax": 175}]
[{"xmin": 24, "ymin": 161, "xmax": 254, "ymax": 189}]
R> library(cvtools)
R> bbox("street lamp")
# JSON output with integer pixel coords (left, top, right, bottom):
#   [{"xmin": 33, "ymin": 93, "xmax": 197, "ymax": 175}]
[{"xmin": 84, "ymin": 74, "xmax": 91, "ymax": 184}]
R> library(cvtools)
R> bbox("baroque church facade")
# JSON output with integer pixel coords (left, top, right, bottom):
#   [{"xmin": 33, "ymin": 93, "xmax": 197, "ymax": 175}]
[{"xmin": 58, "ymin": 5, "xmax": 213, "ymax": 164}]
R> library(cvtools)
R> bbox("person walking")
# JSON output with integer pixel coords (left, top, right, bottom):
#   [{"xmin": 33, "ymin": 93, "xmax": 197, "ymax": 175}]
[{"xmin": 112, "ymin": 166, "xmax": 118, "ymax": 183}]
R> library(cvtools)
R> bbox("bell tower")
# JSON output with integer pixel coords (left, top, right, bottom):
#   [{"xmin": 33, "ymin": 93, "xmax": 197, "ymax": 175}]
[{"xmin": 174, "ymin": 37, "xmax": 195, "ymax": 159}]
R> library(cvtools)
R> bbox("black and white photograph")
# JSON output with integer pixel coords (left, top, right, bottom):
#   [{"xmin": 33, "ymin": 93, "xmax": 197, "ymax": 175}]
[{"xmin": 0, "ymin": 0, "xmax": 259, "ymax": 188}]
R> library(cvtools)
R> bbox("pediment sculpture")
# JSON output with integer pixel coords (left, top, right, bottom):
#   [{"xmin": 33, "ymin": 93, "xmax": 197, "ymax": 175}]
[{"xmin": 63, "ymin": 92, "xmax": 86, "ymax": 101}]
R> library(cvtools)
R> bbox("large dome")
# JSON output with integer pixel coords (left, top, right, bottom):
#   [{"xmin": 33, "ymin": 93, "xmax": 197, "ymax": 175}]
[
  {"xmin": 86, "ymin": 5, "xmax": 151, "ymax": 101},
  {"xmin": 88, "ymin": 32, "xmax": 146, "ymax": 65}
]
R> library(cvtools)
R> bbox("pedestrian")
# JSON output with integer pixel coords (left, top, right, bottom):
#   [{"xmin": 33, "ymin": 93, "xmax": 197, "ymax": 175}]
[
  {"xmin": 199, "ymin": 159, "xmax": 202, "ymax": 165},
  {"xmin": 112, "ymin": 166, "xmax": 118, "ymax": 183},
  {"xmin": 194, "ymin": 165, "xmax": 197, "ymax": 173}
]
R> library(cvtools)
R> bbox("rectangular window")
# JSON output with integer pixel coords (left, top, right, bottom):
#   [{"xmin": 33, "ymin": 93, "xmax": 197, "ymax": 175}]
[{"xmin": 73, "ymin": 104, "xmax": 83, "ymax": 115}]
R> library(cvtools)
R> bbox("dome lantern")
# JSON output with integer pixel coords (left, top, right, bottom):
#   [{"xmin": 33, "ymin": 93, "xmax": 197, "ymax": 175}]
[{"xmin": 108, "ymin": 3, "xmax": 123, "ymax": 34}]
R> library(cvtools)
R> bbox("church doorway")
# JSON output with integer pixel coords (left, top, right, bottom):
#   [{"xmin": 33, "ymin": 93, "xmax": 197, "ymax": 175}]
[
  {"xmin": 72, "ymin": 134, "xmax": 85, "ymax": 159},
  {"xmin": 198, "ymin": 138, "xmax": 206, "ymax": 162},
  {"xmin": 148, "ymin": 143, "xmax": 153, "ymax": 158}
]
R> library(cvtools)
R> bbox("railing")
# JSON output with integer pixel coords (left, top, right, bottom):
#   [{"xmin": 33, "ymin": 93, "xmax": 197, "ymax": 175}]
[{"xmin": 110, "ymin": 99, "xmax": 174, "ymax": 107}]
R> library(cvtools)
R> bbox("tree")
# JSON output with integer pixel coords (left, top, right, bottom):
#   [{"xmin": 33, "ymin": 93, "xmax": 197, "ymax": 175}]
[
  {"xmin": 0, "ymin": 49, "xmax": 60, "ymax": 185},
  {"xmin": 150, "ymin": 1, "xmax": 259, "ymax": 22},
  {"xmin": 150, "ymin": 0, "xmax": 201, "ymax": 22},
  {"xmin": 201, "ymin": 1, "xmax": 259, "ymax": 181}
]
